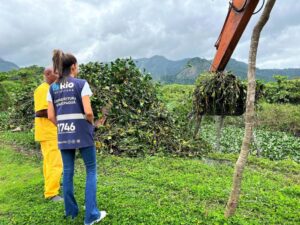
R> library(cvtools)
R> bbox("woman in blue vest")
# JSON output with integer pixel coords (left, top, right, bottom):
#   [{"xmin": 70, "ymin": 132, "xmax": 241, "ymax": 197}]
[{"xmin": 47, "ymin": 49, "xmax": 106, "ymax": 225}]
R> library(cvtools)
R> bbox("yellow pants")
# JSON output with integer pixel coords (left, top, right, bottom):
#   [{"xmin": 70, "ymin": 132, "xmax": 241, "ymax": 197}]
[{"xmin": 40, "ymin": 140, "xmax": 63, "ymax": 199}]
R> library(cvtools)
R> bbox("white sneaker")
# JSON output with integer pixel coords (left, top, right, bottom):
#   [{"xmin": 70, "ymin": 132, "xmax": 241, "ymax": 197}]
[
  {"xmin": 84, "ymin": 211, "xmax": 107, "ymax": 225},
  {"xmin": 50, "ymin": 195, "xmax": 64, "ymax": 202}
]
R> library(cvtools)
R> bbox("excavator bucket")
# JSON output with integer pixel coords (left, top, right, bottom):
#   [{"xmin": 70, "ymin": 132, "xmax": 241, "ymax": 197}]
[{"xmin": 210, "ymin": 0, "xmax": 260, "ymax": 72}]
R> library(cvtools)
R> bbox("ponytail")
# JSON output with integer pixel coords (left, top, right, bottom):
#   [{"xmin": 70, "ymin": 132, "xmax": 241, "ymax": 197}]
[
  {"xmin": 52, "ymin": 49, "xmax": 64, "ymax": 79},
  {"xmin": 52, "ymin": 49, "xmax": 77, "ymax": 83}
]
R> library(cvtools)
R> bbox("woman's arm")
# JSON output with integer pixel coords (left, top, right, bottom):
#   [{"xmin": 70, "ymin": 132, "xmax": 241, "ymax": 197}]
[
  {"xmin": 48, "ymin": 101, "xmax": 57, "ymax": 125},
  {"xmin": 82, "ymin": 95, "xmax": 94, "ymax": 125}
]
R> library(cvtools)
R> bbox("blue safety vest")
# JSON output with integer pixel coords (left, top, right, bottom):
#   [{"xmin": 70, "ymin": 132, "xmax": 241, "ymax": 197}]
[{"xmin": 49, "ymin": 76, "xmax": 95, "ymax": 149}]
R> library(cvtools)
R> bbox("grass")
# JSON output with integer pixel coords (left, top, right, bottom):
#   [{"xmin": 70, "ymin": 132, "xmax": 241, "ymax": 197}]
[
  {"xmin": 0, "ymin": 132, "xmax": 299, "ymax": 224},
  {"xmin": 157, "ymin": 84, "xmax": 194, "ymax": 112},
  {"xmin": 257, "ymin": 102, "xmax": 300, "ymax": 134},
  {"xmin": 0, "ymin": 130, "xmax": 37, "ymax": 150}
]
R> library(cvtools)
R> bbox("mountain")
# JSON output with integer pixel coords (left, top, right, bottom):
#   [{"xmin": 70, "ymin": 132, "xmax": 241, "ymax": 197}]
[
  {"xmin": 134, "ymin": 55, "xmax": 190, "ymax": 80},
  {"xmin": 134, "ymin": 56, "xmax": 300, "ymax": 84},
  {"xmin": 256, "ymin": 68, "xmax": 300, "ymax": 79},
  {"xmin": 174, "ymin": 57, "xmax": 211, "ymax": 83},
  {"xmin": 0, "ymin": 58, "xmax": 19, "ymax": 72}
]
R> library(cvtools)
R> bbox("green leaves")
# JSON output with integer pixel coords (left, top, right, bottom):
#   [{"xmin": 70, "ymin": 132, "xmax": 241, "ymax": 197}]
[
  {"xmin": 3, "ymin": 66, "xmax": 44, "ymax": 130},
  {"xmin": 193, "ymin": 72, "xmax": 247, "ymax": 116},
  {"xmin": 0, "ymin": 83, "xmax": 10, "ymax": 111},
  {"xmin": 1, "ymin": 59, "xmax": 210, "ymax": 157},
  {"xmin": 79, "ymin": 59, "xmax": 209, "ymax": 156},
  {"xmin": 264, "ymin": 76, "xmax": 300, "ymax": 104},
  {"xmin": 192, "ymin": 72, "xmax": 264, "ymax": 117},
  {"xmin": 201, "ymin": 123, "xmax": 300, "ymax": 162}
]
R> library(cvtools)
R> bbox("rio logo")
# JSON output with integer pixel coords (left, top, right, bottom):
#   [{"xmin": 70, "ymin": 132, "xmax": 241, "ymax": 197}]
[
  {"xmin": 60, "ymin": 82, "xmax": 74, "ymax": 89},
  {"xmin": 52, "ymin": 82, "xmax": 74, "ymax": 91}
]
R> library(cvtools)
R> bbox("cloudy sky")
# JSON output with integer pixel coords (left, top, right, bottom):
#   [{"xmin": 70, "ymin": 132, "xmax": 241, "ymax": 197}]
[{"xmin": 0, "ymin": 0, "xmax": 299, "ymax": 68}]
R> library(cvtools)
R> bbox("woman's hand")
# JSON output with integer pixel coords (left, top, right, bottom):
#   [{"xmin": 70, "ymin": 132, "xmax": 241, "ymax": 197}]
[{"xmin": 82, "ymin": 95, "xmax": 94, "ymax": 125}]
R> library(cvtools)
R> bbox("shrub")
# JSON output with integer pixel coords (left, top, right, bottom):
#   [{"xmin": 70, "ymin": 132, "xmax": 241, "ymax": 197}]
[
  {"xmin": 79, "ymin": 58, "xmax": 211, "ymax": 156},
  {"xmin": 0, "ymin": 111, "xmax": 9, "ymax": 130},
  {"xmin": 7, "ymin": 66, "xmax": 43, "ymax": 130},
  {"xmin": 0, "ymin": 83, "xmax": 10, "ymax": 111},
  {"xmin": 264, "ymin": 76, "xmax": 300, "ymax": 104}
]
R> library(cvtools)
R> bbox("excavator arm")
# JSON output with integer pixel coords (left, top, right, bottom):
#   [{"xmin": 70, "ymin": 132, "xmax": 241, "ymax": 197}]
[{"xmin": 210, "ymin": 0, "xmax": 260, "ymax": 72}]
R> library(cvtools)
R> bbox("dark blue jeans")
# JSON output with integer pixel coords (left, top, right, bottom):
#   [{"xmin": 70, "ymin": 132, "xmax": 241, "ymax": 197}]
[{"xmin": 60, "ymin": 146, "xmax": 100, "ymax": 224}]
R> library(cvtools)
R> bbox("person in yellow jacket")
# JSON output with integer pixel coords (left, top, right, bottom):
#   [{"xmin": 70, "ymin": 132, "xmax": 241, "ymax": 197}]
[{"xmin": 34, "ymin": 67, "xmax": 63, "ymax": 201}]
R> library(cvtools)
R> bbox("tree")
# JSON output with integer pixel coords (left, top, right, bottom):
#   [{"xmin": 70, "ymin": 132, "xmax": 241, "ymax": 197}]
[{"xmin": 224, "ymin": 0, "xmax": 277, "ymax": 218}]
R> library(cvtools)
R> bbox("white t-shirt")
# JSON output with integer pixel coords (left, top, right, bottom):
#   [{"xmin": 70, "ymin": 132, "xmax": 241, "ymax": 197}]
[{"xmin": 47, "ymin": 81, "xmax": 93, "ymax": 102}]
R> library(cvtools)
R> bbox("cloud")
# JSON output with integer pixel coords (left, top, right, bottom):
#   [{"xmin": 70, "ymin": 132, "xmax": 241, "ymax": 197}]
[
  {"xmin": 232, "ymin": 0, "xmax": 300, "ymax": 68},
  {"xmin": 0, "ymin": 0, "xmax": 299, "ymax": 69}
]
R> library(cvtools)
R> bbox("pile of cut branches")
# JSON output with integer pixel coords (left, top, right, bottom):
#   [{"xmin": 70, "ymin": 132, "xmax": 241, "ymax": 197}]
[
  {"xmin": 80, "ymin": 58, "xmax": 211, "ymax": 156},
  {"xmin": 192, "ymin": 72, "xmax": 264, "ymax": 117}
]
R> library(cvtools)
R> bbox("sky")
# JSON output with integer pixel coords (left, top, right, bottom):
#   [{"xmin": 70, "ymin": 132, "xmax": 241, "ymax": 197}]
[{"xmin": 0, "ymin": 0, "xmax": 299, "ymax": 69}]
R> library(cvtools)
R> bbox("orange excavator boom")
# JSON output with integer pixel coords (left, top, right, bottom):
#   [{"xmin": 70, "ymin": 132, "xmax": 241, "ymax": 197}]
[{"xmin": 210, "ymin": 0, "xmax": 260, "ymax": 72}]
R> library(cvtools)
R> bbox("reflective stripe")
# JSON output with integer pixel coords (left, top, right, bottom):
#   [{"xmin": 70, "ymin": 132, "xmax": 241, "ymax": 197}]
[{"xmin": 57, "ymin": 113, "xmax": 86, "ymax": 121}]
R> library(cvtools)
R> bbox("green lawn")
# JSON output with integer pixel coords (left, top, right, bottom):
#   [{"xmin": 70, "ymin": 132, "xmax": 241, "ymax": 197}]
[{"xmin": 0, "ymin": 136, "xmax": 299, "ymax": 224}]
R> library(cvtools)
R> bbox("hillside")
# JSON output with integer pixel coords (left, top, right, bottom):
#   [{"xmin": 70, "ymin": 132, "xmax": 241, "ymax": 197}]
[
  {"xmin": 134, "ymin": 55, "xmax": 190, "ymax": 80},
  {"xmin": 0, "ymin": 58, "xmax": 19, "ymax": 72},
  {"xmin": 135, "ymin": 56, "xmax": 300, "ymax": 83}
]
